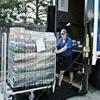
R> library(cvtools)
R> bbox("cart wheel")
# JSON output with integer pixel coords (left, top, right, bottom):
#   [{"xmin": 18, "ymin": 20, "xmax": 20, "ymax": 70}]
[
  {"xmin": 12, "ymin": 95, "xmax": 17, "ymax": 100},
  {"xmin": 46, "ymin": 87, "xmax": 52, "ymax": 95},
  {"xmin": 8, "ymin": 95, "xmax": 14, "ymax": 100},
  {"xmin": 47, "ymin": 85, "xmax": 55, "ymax": 95},
  {"xmin": 29, "ymin": 92, "xmax": 35, "ymax": 100}
]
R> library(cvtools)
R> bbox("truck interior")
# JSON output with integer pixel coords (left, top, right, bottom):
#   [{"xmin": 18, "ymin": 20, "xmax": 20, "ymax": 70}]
[{"xmin": 55, "ymin": 0, "xmax": 86, "ymax": 99}]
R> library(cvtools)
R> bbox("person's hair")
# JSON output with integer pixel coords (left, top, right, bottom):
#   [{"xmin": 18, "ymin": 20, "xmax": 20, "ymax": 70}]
[
  {"xmin": 60, "ymin": 28, "xmax": 70, "ymax": 37},
  {"xmin": 61, "ymin": 28, "xmax": 67, "ymax": 34}
]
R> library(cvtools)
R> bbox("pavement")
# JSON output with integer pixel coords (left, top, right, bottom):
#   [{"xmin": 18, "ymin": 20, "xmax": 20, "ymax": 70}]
[
  {"xmin": 0, "ymin": 80, "xmax": 100, "ymax": 100},
  {"xmin": 67, "ymin": 84, "xmax": 100, "ymax": 100}
]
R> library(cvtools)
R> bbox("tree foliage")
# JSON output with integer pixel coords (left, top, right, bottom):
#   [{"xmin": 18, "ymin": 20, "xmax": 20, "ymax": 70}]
[
  {"xmin": 25, "ymin": 0, "xmax": 51, "ymax": 25},
  {"xmin": 0, "ymin": 0, "xmax": 51, "ymax": 26},
  {"xmin": 0, "ymin": 0, "xmax": 23, "ymax": 26}
]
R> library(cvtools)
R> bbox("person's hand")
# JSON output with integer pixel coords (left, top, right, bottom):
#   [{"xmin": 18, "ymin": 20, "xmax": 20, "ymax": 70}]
[{"xmin": 54, "ymin": 49, "xmax": 58, "ymax": 53}]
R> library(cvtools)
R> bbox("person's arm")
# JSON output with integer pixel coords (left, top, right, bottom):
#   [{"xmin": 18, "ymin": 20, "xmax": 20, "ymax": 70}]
[
  {"xmin": 55, "ymin": 45, "xmax": 67, "ymax": 54},
  {"xmin": 55, "ymin": 38, "xmax": 72, "ymax": 54}
]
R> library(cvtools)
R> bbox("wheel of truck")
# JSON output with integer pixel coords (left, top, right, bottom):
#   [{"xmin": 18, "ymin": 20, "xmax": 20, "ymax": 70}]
[{"xmin": 89, "ymin": 60, "xmax": 100, "ymax": 89}]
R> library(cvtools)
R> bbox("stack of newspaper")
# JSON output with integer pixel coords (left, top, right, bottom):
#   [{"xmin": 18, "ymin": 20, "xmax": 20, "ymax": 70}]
[{"xmin": 8, "ymin": 27, "xmax": 56, "ymax": 89}]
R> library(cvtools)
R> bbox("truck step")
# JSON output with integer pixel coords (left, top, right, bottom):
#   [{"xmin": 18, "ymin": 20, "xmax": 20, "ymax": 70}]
[{"xmin": 63, "ymin": 76, "xmax": 82, "ymax": 91}]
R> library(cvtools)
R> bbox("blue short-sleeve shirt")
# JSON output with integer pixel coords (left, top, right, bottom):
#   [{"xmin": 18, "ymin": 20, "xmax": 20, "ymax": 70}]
[{"xmin": 56, "ymin": 37, "xmax": 73, "ymax": 56}]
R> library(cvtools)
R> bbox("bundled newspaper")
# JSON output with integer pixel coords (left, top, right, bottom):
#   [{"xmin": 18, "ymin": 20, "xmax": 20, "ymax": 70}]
[{"xmin": 8, "ymin": 27, "xmax": 56, "ymax": 89}]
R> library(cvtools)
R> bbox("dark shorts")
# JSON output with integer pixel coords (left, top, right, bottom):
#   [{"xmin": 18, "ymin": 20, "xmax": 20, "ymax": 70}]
[{"xmin": 57, "ymin": 55, "xmax": 73, "ymax": 72}]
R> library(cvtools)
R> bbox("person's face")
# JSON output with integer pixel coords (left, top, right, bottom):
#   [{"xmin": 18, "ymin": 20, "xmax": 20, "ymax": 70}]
[{"xmin": 61, "ymin": 32, "xmax": 67, "ymax": 39}]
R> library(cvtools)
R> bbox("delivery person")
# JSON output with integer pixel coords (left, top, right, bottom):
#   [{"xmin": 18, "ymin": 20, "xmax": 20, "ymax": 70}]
[{"xmin": 55, "ymin": 28, "xmax": 73, "ymax": 87}]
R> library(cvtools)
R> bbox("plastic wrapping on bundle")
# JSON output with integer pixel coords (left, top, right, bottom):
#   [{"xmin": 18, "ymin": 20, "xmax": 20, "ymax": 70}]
[{"xmin": 8, "ymin": 27, "xmax": 56, "ymax": 89}]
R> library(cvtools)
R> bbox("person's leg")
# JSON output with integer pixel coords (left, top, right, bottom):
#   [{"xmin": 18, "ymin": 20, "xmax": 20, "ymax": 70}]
[
  {"xmin": 68, "ymin": 57, "xmax": 73, "ymax": 84},
  {"xmin": 69, "ymin": 71, "xmax": 73, "ymax": 84},
  {"xmin": 58, "ymin": 70, "xmax": 64, "ymax": 86}
]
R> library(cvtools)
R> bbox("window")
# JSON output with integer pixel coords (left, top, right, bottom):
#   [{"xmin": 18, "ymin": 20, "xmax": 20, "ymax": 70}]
[{"xmin": 58, "ymin": 0, "xmax": 68, "ymax": 12}]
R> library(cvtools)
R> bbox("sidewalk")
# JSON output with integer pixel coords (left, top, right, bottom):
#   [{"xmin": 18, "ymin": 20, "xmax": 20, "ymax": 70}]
[{"xmin": 67, "ymin": 84, "xmax": 100, "ymax": 100}]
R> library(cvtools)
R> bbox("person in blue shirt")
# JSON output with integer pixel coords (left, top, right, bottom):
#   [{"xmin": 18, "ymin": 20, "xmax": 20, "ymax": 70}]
[{"xmin": 55, "ymin": 28, "xmax": 73, "ymax": 87}]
